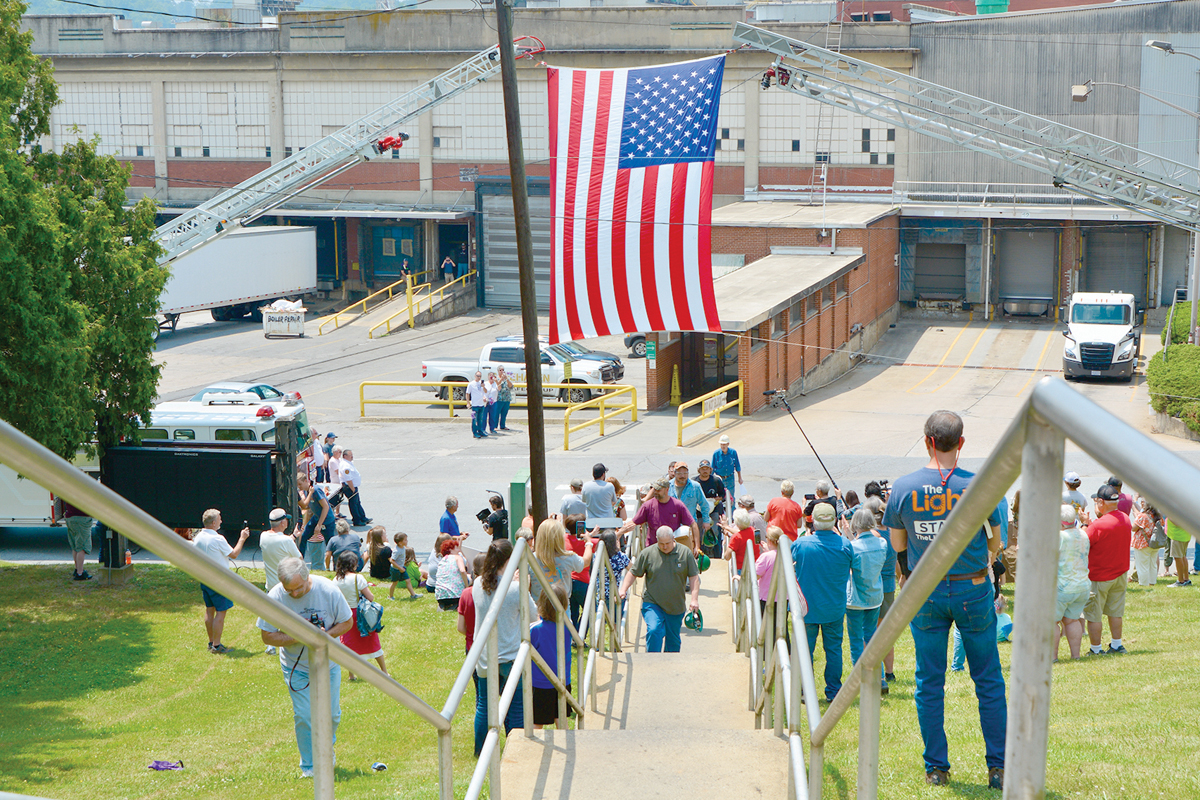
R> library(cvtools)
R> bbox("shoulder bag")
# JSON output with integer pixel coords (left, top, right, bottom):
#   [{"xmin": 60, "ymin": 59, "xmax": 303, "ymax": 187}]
[{"xmin": 355, "ymin": 578, "xmax": 385, "ymax": 636}]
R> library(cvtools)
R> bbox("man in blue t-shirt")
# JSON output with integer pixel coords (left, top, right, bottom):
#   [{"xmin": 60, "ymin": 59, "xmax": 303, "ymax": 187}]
[
  {"xmin": 791, "ymin": 503, "xmax": 853, "ymax": 701},
  {"xmin": 440, "ymin": 496, "xmax": 461, "ymax": 537},
  {"xmin": 883, "ymin": 410, "xmax": 1006, "ymax": 790}
]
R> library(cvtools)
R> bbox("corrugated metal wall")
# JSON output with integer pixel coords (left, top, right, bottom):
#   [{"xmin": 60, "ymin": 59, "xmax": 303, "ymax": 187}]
[{"xmin": 909, "ymin": 1, "xmax": 1200, "ymax": 186}]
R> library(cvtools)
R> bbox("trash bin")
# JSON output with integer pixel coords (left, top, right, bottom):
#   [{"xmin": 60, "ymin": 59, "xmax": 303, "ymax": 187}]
[{"xmin": 262, "ymin": 307, "xmax": 306, "ymax": 338}]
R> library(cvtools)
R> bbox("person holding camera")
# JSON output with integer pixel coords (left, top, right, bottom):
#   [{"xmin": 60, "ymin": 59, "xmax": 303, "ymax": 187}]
[
  {"xmin": 483, "ymin": 494, "xmax": 508, "ymax": 541},
  {"xmin": 192, "ymin": 508, "xmax": 250, "ymax": 655},
  {"xmin": 257, "ymin": 557, "xmax": 353, "ymax": 778}
]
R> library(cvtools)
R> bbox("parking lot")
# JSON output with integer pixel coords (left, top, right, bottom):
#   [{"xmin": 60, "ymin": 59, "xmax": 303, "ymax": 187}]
[{"xmin": 4, "ymin": 304, "xmax": 1197, "ymax": 564}]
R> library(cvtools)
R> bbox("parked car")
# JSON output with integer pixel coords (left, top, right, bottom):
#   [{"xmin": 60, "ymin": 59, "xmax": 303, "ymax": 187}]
[
  {"xmin": 422, "ymin": 342, "xmax": 617, "ymax": 403},
  {"xmin": 495, "ymin": 335, "xmax": 624, "ymax": 380},
  {"xmin": 624, "ymin": 333, "xmax": 647, "ymax": 358},
  {"xmin": 188, "ymin": 382, "xmax": 303, "ymax": 407}
]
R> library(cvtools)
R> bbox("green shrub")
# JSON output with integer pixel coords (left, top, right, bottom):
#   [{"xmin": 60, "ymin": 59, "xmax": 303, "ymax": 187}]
[
  {"xmin": 1146, "ymin": 344, "xmax": 1200, "ymax": 432},
  {"xmin": 1161, "ymin": 301, "xmax": 1192, "ymax": 345}
]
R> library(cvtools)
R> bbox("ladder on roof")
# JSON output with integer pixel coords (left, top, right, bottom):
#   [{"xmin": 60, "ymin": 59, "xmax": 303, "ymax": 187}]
[
  {"xmin": 152, "ymin": 38, "xmax": 543, "ymax": 266},
  {"xmin": 806, "ymin": 10, "xmax": 843, "ymax": 205},
  {"xmin": 734, "ymin": 22, "xmax": 1200, "ymax": 233}
]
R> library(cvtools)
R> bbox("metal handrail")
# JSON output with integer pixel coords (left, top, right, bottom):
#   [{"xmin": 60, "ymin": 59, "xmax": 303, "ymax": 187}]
[
  {"xmin": 0, "ymin": 418, "xmax": 450, "ymax": 800},
  {"xmin": 315, "ymin": 275, "xmax": 411, "ymax": 335},
  {"xmin": 359, "ymin": 380, "xmax": 466, "ymax": 418},
  {"xmin": 359, "ymin": 380, "xmax": 638, "ymax": 418},
  {"xmin": 368, "ymin": 269, "xmax": 477, "ymax": 338},
  {"xmin": 676, "ymin": 379, "xmax": 744, "ymax": 446},
  {"xmin": 563, "ymin": 385, "xmax": 638, "ymax": 451},
  {"xmin": 786, "ymin": 376, "xmax": 1200, "ymax": 799}
]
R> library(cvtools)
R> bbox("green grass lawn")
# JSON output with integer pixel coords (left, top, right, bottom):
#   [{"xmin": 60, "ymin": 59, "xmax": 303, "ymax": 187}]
[{"xmin": 1, "ymin": 565, "xmax": 1196, "ymax": 799}]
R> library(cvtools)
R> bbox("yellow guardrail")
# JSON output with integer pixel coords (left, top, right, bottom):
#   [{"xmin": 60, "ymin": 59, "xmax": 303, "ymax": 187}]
[
  {"xmin": 563, "ymin": 385, "xmax": 638, "ymax": 451},
  {"xmin": 676, "ymin": 379, "xmax": 743, "ymax": 446},
  {"xmin": 368, "ymin": 270, "xmax": 477, "ymax": 339},
  {"xmin": 315, "ymin": 275, "xmax": 412, "ymax": 336},
  {"xmin": 360, "ymin": 380, "xmax": 637, "ymax": 418}
]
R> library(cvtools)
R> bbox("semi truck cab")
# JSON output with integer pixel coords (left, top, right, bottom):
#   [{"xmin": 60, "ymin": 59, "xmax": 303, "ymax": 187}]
[{"xmin": 1061, "ymin": 292, "xmax": 1139, "ymax": 382}]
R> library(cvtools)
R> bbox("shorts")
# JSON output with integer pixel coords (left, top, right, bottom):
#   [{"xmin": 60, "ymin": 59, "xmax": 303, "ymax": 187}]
[
  {"xmin": 531, "ymin": 685, "xmax": 573, "ymax": 726},
  {"xmin": 1084, "ymin": 578, "xmax": 1126, "ymax": 623},
  {"xmin": 1055, "ymin": 587, "xmax": 1089, "ymax": 620},
  {"xmin": 65, "ymin": 516, "xmax": 94, "ymax": 553},
  {"xmin": 1169, "ymin": 538, "xmax": 1190, "ymax": 559},
  {"xmin": 389, "ymin": 566, "xmax": 409, "ymax": 583},
  {"xmin": 437, "ymin": 596, "xmax": 459, "ymax": 611},
  {"xmin": 201, "ymin": 584, "xmax": 234, "ymax": 612}
]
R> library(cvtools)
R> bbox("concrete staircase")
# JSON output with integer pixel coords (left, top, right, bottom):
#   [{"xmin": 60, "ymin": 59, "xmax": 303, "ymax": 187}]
[{"xmin": 500, "ymin": 579, "xmax": 790, "ymax": 798}]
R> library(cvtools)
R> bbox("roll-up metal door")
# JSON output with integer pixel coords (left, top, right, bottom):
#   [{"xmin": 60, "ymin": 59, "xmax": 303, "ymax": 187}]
[
  {"xmin": 1085, "ymin": 227, "xmax": 1148, "ymax": 308},
  {"xmin": 914, "ymin": 243, "xmax": 966, "ymax": 298},
  {"xmin": 1162, "ymin": 226, "xmax": 1191, "ymax": 306},
  {"xmin": 480, "ymin": 192, "xmax": 552, "ymax": 310},
  {"xmin": 996, "ymin": 230, "xmax": 1056, "ymax": 302}
]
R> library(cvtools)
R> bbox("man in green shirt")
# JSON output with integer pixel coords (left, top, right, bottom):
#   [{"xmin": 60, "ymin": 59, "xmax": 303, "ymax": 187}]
[{"xmin": 619, "ymin": 525, "xmax": 700, "ymax": 652}]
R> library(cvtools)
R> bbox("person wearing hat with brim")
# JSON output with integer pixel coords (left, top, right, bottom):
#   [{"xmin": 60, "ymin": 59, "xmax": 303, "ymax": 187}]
[
  {"xmin": 259, "ymin": 508, "xmax": 303, "ymax": 654},
  {"xmin": 619, "ymin": 525, "xmax": 700, "ymax": 653},
  {"xmin": 711, "ymin": 434, "xmax": 742, "ymax": 510},
  {"xmin": 667, "ymin": 462, "xmax": 709, "ymax": 553},
  {"xmin": 1084, "ymin": 484, "xmax": 1132, "ymax": 653},
  {"xmin": 618, "ymin": 477, "xmax": 698, "ymax": 552},
  {"xmin": 791, "ymin": 503, "xmax": 853, "ymax": 703},
  {"xmin": 1062, "ymin": 472, "xmax": 1090, "ymax": 527},
  {"xmin": 695, "ymin": 459, "xmax": 727, "ymax": 558}
]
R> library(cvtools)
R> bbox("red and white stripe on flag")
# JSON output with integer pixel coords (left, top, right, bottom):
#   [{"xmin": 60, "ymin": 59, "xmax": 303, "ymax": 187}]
[{"xmin": 547, "ymin": 56, "xmax": 725, "ymax": 345}]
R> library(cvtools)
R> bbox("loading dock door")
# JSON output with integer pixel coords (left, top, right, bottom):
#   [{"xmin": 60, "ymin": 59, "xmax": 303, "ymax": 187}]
[
  {"xmin": 914, "ymin": 243, "xmax": 966, "ymax": 299},
  {"xmin": 1085, "ymin": 228, "xmax": 1148, "ymax": 308},
  {"xmin": 996, "ymin": 230, "xmax": 1056, "ymax": 302},
  {"xmin": 480, "ymin": 192, "xmax": 551, "ymax": 310}
]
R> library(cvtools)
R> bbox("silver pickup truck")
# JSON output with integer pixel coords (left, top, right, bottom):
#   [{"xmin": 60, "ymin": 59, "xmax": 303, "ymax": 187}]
[{"xmin": 421, "ymin": 342, "xmax": 618, "ymax": 403}]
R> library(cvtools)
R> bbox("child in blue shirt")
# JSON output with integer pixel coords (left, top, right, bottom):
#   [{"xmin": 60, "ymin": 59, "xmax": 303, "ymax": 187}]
[
  {"xmin": 530, "ymin": 582, "xmax": 573, "ymax": 728},
  {"xmin": 846, "ymin": 508, "xmax": 890, "ymax": 693}
]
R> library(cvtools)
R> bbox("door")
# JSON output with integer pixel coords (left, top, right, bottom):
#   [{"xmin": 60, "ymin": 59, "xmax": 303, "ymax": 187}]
[
  {"xmin": 996, "ymin": 230, "xmax": 1056, "ymax": 302},
  {"xmin": 437, "ymin": 223, "xmax": 470, "ymax": 281},
  {"xmin": 914, "ymin": 243, "xmax": 967, "ymax": 299},
  {"xmin": 1085, "ymin": 227, "xmax": 1148, "ymax": 308},
  {"xmin": 371, "ymin": 225, "xmax": 418, "ymax": 280},
  {"xmin": 481, "ymin": 192, "xmax": 552, "ymax": 310}
]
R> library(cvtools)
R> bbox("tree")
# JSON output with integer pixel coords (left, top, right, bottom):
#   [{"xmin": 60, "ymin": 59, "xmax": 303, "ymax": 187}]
[{"xmin": 0, "ymin": 0, "xmax": 166, "ymax": 461}]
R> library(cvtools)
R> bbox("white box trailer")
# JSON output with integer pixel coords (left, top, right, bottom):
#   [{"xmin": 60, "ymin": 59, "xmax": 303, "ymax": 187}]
[
  {"xmin": 158, "ymin": 226, "xmax": 318, "ymax": 329},
  {"xmin": 0, "ymin": 454, "xmax": 100, "ymax": 526}
]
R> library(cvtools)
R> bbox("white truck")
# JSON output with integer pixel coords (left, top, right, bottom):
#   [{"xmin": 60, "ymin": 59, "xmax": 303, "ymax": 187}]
[
  {"xmin": 421, "ymin": 342, "xmax": 619, "ymax": 404},
  {"xmin": 157, "ymin": 226, "xmax": 318, "ymax": 331},
  {"xmin": 1061, "ymin": 292, "xmax": 1140, "ymax": 382}
]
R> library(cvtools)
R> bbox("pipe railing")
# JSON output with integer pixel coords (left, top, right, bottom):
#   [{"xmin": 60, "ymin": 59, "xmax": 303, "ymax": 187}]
[
  {"xmin": 315, "ymin": 275, "xmax": 412, "ymax": 335},
  {"xmin": 778, "ymin": 377, "xmax": 1200, "ymax": 799},
  {"xmin": 676, "ymin": 379, "xmax": 744, "ymax": 446},
  {"xmin": 359, "ymin": 380, "xmax": 638, "ymax": 418},
  {"xmin": 563, "ymin": 385, "xmax": 638, "ymax": 451},
  {"xmin": 0, "ymin": 419, "xmax": 450, "ymax": 800},
  {"xmin": 368, "ymin": 269, "xmax": 477, "ymax": 338}
]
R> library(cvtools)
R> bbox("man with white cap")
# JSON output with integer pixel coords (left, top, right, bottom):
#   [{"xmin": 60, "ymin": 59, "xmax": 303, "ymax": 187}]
[
  {"xmin": 619, "ymin": 525, "xmax": 700, "ymax": 653},
  {"xmin": 711, "ymin": 434, "xmax": 742, "ymax": 509},
  {"xmin": 1062, "ymin": 472, "xmax": 1089, "ymax": 525},
  {"xmin": 791, "ymin": 503, "xmax": 853, "ymax": 702},
  {"xmin": 259, "ymin": 508, "xmax": 303, "ymax": 654}
]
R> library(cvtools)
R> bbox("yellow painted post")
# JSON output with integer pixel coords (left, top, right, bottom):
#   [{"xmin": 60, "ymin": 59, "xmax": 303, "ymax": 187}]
[
  {"xmin": 359, "ymin": 382, "xmax": 366, "ymax": 417},
  {"xmin": 599, "ymin": 394, "xmax": 606, "ymax": 437},
  {"xmin": 448, "ymin": 383, "xmax": 456, "ymax": 418},
  {"xmin": 739, "ymin": 380, "xmax": 745, "ymax": 416},
  {"xmin": 564, "ymin": 413, "xmax": 570, "ymax": 451},
  {"xmin": 406, "ymin": 276, "xmax": 415, "ymax": 329},
  {"xmin": 670, "ymin": 365, "xmax": 681, "ymax": 406}
]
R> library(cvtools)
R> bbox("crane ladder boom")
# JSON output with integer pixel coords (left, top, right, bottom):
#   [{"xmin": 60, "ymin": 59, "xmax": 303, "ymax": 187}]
[
  {"xmin": 732, "ymin": 22, "xmax": 1200, "ymax": 232},
  {"xmin": 153, "ymin": 42, "xmax": 520, "ymax": 265}
]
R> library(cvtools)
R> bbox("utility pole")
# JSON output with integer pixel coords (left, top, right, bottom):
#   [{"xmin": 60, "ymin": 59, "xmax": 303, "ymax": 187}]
[{"xmin": 495, "ymin": 3, "xmax": 548, "ymax": 527}]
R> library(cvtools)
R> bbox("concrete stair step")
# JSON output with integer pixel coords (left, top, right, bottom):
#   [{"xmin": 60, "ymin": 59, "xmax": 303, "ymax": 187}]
[
  {"xmin": 587, "ymin": 651, "xmax": 755, "ymax": 730},
  {"xmin": 500, "ymin": 728, "xmax": 789, "ymax": 799}
]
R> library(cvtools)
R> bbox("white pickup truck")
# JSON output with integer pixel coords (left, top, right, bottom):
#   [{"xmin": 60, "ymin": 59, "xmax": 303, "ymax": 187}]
[
  {"xmin": 1062, "ymin": 291, "xmax": 1139, "ymax": 382},
  {"xmin": 421, "ymin": 342, "xmax": 618, "ymax": 403}
]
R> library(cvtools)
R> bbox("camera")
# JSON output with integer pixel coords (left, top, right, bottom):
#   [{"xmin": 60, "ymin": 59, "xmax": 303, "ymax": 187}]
[
  {"xmin": 308, "ymin": 612, "xmax": 325, "ymax": 630},
  {"xmin": 877, "ymin": 479, "xmax": 891, "ymax": 500},
  {"xmin": 475, "ymin": 508, "xmax": 492, "ymax": 523}
]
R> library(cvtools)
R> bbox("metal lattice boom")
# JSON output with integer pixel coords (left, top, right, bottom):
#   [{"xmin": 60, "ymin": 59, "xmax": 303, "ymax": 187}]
[
  {"xmin": 153, "ymin": 43, "xmax": 523, "ymax": 265},
  {"xmin": 732, "ymin": 22, "xmax": 1200, "ymax": 233}
]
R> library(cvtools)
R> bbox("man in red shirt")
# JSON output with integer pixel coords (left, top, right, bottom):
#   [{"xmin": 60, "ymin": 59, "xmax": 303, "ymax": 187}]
[
  {"xmin": 1084, "ymin": 484, "xmax": 1132, "ymax": 655},
  {"xmin": 766, "ymin": 480, "xmax": 805, "ymax": 541},
  {"xmin": 618, "ymin": 477, "xmax": 697, "ymax": 551}
]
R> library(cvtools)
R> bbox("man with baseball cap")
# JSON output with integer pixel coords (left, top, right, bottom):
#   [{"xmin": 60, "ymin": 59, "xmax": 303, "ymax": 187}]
[
  {"xmin": 791, "ymin": 503, "xmax": 853, "ymax": 702},
  {"xmin": 259, "ymin": 508, "xmax": 302, "ymax": 654},
  {"xmin": 695, "ymin": 459, "xmax": 727, "ymax": 557},
  {"xmin": 668, "ymin": 462, "xmax": 709, "ymax": 552},
  {"xmin": 737, "ymin": 495, "xmax": 768, "ymax": 543},
  {"xmin": 1084, "ymin": 484, "xmax": 1132, "ymax": 654},
  {"xmin": 711, "ymin": 434, "xmax": 743, "ymax": 509},
  {"xmin": 618, "ymin": 477, "xmax": 697, "ymax": 550}
]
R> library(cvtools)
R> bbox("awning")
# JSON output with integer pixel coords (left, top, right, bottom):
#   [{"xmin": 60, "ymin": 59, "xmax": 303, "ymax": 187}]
[
  {"xmin": 714, "ymin": 250, "xmax": 865, "ymax": 331},
  {"xmin": 712, "ymin": 201, "xmax": 895, "ymax": 228},
  {"xmin": 154, "ymin": 206, "xmax": 473, "ymax": 221}
]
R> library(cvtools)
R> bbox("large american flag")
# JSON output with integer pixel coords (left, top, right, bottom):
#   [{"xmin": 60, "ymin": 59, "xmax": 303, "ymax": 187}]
[{"xmin": 547, "ymin": 55, "xmax": 726, "ymax": 344}]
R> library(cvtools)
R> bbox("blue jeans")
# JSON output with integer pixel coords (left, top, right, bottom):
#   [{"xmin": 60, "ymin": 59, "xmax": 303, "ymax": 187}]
[
  {"xmin": 345, "ymin": 486, "xmax": 368, "ymax": 525},
  {"xmin": 497, "ymin": 401, "xmax": 511, "ymax": 429},
  {"xmin": 910, "ymin": 578, "xmax": 1007, "ymax": 773},
  {"xmin": 845, "ymin": 607, "xmax": 886, "ymax": 689},
  {"xmin": 301, "ymin": 514, "xmax": 335, "ymax": 571},
  {"xmin": 805, "ymin": 618, "xmax": 844, "ymax": 700},
  {"xmin": 641, "ymin": 601, "xmax": 683, "ymax": 652},
  {"xmin": 951, "ymin": 626, "xmax": 966, "ymax": 671},
  {"xmin": 473, "ymin": 661, "xmax": 524, "ymax": 757},
  {"xmin": 1192, "ymin": 541, "xmax": 1199, "ymax": 572},
  {"xmin": 471, "ymin": 405, "xmax": 487, "ymax": 437},
  {"xmin": 569, "ymin": 578, "xmax": 589, "ymax": 631},
  {"xmin": 487, "ymin": 402, "xmax": 499, "ymax": 432},
  {"xmin": 283, "ymin": 661, "xmax": 342, "ymax": 770}
]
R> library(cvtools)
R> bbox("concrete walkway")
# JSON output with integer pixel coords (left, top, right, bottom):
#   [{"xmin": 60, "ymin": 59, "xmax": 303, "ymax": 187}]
[{"xmin": 500, "ymin": 569, "xmax": 790, "ymax": 798}]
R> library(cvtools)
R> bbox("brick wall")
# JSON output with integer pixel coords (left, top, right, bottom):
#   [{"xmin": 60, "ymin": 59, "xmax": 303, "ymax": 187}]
[
  {"xmin": 1060, "ymin": 220, "xmax": 1081, "ymax": 302},
  {"xmin": 645, "ymin": 333, "xmax": 682, "ymax": 410}
]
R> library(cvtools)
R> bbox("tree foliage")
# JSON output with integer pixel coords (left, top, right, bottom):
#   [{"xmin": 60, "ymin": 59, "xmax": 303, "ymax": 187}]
[{"xmin": 0, "ymin": 0, "xmax": 166, "ymax": 460}]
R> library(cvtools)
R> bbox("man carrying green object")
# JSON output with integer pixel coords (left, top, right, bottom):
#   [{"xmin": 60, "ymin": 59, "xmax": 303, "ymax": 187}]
[{"xmin": 618, "ymin": 525, "xmax": 700, "ymax": 653}]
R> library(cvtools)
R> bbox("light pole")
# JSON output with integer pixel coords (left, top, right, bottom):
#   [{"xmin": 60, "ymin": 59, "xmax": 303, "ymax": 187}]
[{"xmin": 1146, "ymin": 39, "xmax": 1200, "ymax": 342}]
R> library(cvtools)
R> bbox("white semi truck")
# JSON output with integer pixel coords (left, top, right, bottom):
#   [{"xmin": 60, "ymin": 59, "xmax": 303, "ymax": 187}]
[
  {"xmin": 157, "ymin": 226, "xmax": 317, "ymax": 330},
  {"xmin": 1061, "ymin": 292, "xmax": 1140, "ymax": 382}
]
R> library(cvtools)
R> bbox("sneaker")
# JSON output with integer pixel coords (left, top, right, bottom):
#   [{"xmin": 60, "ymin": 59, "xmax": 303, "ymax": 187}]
[
  {"xmin": 72, "ymin": 571, "xmax": 93, "ymax": 581},
  {"xmin": 885, "ymin": 672, "xmax": 896, "ymax": 683},
  {"xmin": 1170, "ymin": 580, "xmax": 1192, "ymax": 587},
  {"xmin": 880, "ymin": 684, "xmax": 889, "ymax": 696},
  {"xmin": 988, "ymin": 767, "xmax": 1004, "ymax": 789},
  {"xmin": 265, "ymin": 645, "xmax": 277, "ymax": 655},
  {"xmin": 926, "ymin": 769, "xmax": 950, "ymax": 786},
  {"xmin": 207, "ymin": 642, "xmax": 215, "ymax": 652},
  {"xmin": 1087, "ymin": 647, "xmax": 1106, "ymax": 656},
  {"xmin": 1106, "ymin": 643, "xmax": 1127, "ymax": 654},
  {"xmin": 300, "ymin": 769, "xmax": 313, "ymax": 779},
  {"xmin": 211, "ymin": 643, "xmax": 229, "ymax": 655}
]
